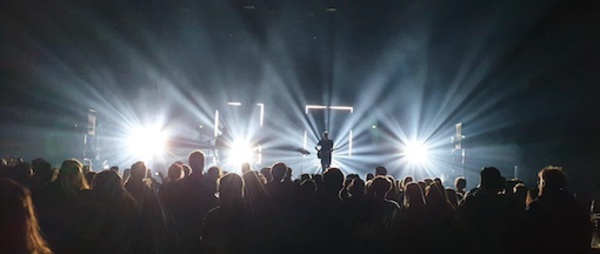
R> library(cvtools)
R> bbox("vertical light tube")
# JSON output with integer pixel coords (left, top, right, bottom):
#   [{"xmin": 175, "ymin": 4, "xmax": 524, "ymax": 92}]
[
  {"xmin": 257, "ymin": 103, "xmax": 264, "ymax": 127},
  {"xmin": 214, "ymin": 110, "xmax": 219, "ymax": 137}
]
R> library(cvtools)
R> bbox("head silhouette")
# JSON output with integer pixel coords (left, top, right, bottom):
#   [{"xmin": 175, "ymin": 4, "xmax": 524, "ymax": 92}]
[
  {"xmin": 92, "ymin": 170, "xmax": 126, "ymax": 198},
  {"xmin": 59, "ymin": 159, "xmax": 90, "ymax": 197},
  {"xmin": 366, "ymin": 173, "xmax": 374, "ymax": 181},
  {"xmin": 218, "ymin": 173, "xmax": 244, "ymax": 207},
  {"xmin": 480, "ymin": 167, "xmax": 503, "ymax": 192},
  {"xmin": 188, "ymin": 150, "xmax": 205, "ymax": 175},
  {"xmin": 538, "ymin": 166, "xmax": 567, "ymax": 195},
  {"xmin": 32, "ymin": 158, "xmax": 54, "ymax": 185},
  {"xmin": 425, "ymin": 181, "xmax": 448, "ymax": 208},
  {"xmin": 375, "ymin": 166, "xmax": 387, "ymax": 176},
  {"xmin": 241, "ymin": 162, "xmax": 252, "ymax": 174},
  {"xmin": 270, "ymin": 162, "xmax": 287, "ymax": 182},
  {"xmin": 167, "ymin": 163, "xmax": 183, "ymax": 182},
  {"xmin": 402, "ymin": 176, "xmax": 414, "ymax": 188},
  {"xmin": 323, "ymin": 167, "xmax": 345, "ymax": 196},
  {"xmin": 455, "ymin": 177, "xmax": 466, "ymax": 191},
  {"xmin": 372, "ymin": 176, "xmax": 392, "ymax": 199},
  {"xmin": 348, "ymin": 178, "xmax": 366, "ymax": 198},
  {"xmin": 260, "ymin": 167, "xmax": 272, "ymax": 183},
  {"xmin": 130, "ymin": 161, "xmax": 148, "ymax": 181},
  {"xmin": 404, "ymin": 182, "xmax": 425, "ymax": 208},
  {"xmin": 207, "ymin": 166, "xmax": 222, "ymax": 181}
]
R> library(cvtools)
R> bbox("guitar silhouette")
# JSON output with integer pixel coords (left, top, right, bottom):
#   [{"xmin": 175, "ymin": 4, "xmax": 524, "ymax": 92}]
[{"xmin": 315, "ymin": 146, "xmax": 336, "ymax": 159}]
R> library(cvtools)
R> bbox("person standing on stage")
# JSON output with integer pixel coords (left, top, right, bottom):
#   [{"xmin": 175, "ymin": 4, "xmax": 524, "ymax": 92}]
[{"xmin": 315, "ymin": 131, "xmax": 334, "ymax": 172}]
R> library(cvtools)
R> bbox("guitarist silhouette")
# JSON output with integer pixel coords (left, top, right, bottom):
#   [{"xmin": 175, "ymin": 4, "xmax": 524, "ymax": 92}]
[{"xmin": 315, "ymin": 131, "xmax": 334, "ymax": 172}]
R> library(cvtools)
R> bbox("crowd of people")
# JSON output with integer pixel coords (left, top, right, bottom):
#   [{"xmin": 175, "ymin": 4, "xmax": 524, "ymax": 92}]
[{"xmin": 0, "ymin": 151, "xmax": 596, "ymax": 254}]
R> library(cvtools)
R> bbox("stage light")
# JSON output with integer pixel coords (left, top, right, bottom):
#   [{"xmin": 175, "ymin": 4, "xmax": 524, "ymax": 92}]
[
  {"xmin": 403, "ymin": 140, "xmax": 429, "ymax": 165},
  {"xmin": 328, "ymin": 106, "xmax": 354, "ymax": 113},
  {"xmin": 126, "ymin": 126, "xmax": 167, "ymax": 160},
  {"xmin": 229, "ymin": 140, "xmax": 256, "ymax": 168},
  {"xmin": 257, "ymin": 103, "xmax": 264, "ymax": 127},
  {"xmin": 305, "ymin": 105, "xmax": 327, "ymax": 114},
  {"xmin": 214, "ymin": 110, "xmax": 220, "ymax": 137}
]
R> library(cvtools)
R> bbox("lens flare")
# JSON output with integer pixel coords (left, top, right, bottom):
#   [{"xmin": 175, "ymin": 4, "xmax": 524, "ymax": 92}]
[
  {"xmin": 126, "ymin": 126, "xmax": 167, "ymax": 160},
  {"xmin": 228, "ymin": 140, "xmax": 256, "ymax": 168},
  {"xmin": 403, "ymin": 140, "xmax": 429, "ymax": 165}
]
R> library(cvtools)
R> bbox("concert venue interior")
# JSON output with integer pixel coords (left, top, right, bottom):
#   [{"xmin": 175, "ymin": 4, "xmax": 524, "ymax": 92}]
[
  {"xmin": 1, "ymin": 1, "xmax": 599, "ymax": 194},
  {"xmin": 2, "ymin": 1, "xmax": 600, "ymax": 254}
]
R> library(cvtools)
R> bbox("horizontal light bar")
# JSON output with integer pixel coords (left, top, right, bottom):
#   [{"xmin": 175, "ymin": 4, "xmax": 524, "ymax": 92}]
[
  {"xmin": 305, "ymin": 105, "xmax": 354, "ymax": 114},
  {"xmin": 228, "ymin": 102, "xmax": 242, "ymax": 106},
  {"xmin": 305, "ymin": 105, "xmax": 328, "ymax": 114},
  {"xmin": 328, "ymin": 106, "xmax": 353, "ymax": 113}
]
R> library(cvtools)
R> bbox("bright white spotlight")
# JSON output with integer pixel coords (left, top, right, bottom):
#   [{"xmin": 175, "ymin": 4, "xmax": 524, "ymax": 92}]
[
  {"xmin": 229, "ymin": 140, "xmax": 255, "ymax": 167},
  {"xmin": 126, "ymin": 126, "xmax": 167, "ymax": 159},
  {"xmin": 403, "ymin": 140, "xmax": 429, "ymax": 164}
]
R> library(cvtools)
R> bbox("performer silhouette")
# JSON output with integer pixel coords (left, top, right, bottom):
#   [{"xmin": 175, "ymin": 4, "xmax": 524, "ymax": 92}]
[{"xmin": 315, "ymin": 131, "xmax": 333, "ymax": 172}]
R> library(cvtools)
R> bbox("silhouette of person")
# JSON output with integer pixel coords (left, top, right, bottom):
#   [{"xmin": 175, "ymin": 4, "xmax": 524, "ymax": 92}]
[
  {"xmin": 124, "ymin": 161, "xmax": 167, "ymax": 253},
  {"xmin": 360, "ymin": 176, "xmax": 400, "ymax": 252},
  {"xmin": 200, "ymin": 173, "xmax": 246, "ymax": 253},
  {"xmin": 525, "ymin": 166, "xmax": 591, "ymax": 254},
  {"xmin": 82, "ymin": 170, "xmax": 138, "ymax": 254},
  {"xmin": 0, "ymin": 179, "xmax": 53, "ymax": 254},
  {"xmin": 454, "ymin": 177, "xmax": 467, "ymax": 204},
  {"xmin": 458, "ymin": 167, "xmax": 511, "ymax": 254},
  {"xmin": 315, "ymin": 131, "xmax": 333, "ymax": 172},
  {"xmin": 178, "ymin": 150, "xmax": 217, "ymax": 253},
  {"xmin": 315, "ymin": 167, "xmax": 349, "ymax": 252},
  {"xmin": 35, "ymin": 159, "xmax": 90, "ymax": 253},
  {"xmin": 400, "ymin": 182, "xmax": 428, "ymax": 252}
]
